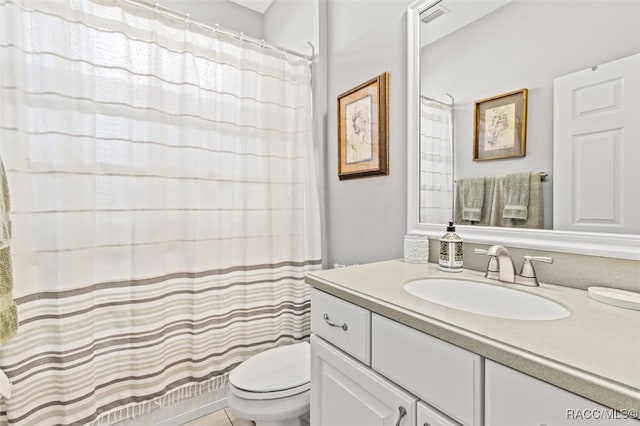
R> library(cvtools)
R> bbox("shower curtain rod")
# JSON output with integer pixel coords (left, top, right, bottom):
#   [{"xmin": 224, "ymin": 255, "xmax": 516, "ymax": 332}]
[
  {"xmin": 421, "ymin": 94, "xmax": 454, "ymax": 107},
  {"xmin": 115, "ymin": 0, "xmax": 314, "ymax": 62}
]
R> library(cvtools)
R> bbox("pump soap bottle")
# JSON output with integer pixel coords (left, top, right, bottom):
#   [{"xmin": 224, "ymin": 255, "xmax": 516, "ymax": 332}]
[{"xmin": 439, "ymin": 222, "xmax": 463, "ymax": 272}]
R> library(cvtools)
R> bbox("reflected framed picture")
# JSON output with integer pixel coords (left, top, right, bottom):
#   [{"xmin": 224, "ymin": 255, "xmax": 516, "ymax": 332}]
[
  {"xmin": 337, "ymin": 72, "xmax": 389, "ymax": 179},
  {"xmin": 473, "ymin": 88, "xmax": 527, "ymax": 161}
]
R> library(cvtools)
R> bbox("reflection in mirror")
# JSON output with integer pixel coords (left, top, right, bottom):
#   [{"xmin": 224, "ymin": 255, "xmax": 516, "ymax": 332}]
[
  {"xmin": 419, "ymin": 93, "xmax": 453, "ymax": 224},
  {"xmin": 417, "ymin": 0, "xmax": 640, "ymax": 234}
]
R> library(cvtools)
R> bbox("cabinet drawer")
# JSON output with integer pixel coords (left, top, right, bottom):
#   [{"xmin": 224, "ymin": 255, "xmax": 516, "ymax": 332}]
[
  {"xmin": 372, "ymin": 314, "xmax": 482, "ymax": 426},
  {"xmin": 311, "ymin": 289, "xmax": 371, "ymax": 365}
]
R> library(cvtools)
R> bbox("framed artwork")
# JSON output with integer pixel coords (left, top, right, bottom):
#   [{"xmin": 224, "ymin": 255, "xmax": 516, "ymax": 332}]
[
  {"xmin": 473, "ymin": 88, "xmax": 528, "ymax": 161},
  {"xmin": 337, "ymin": 72, "xmax": 389, "ymax": 179}
]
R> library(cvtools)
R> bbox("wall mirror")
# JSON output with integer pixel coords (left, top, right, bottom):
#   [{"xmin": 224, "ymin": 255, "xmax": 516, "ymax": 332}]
[{"xmin": 407, "ymin": 0, "xmax": 640, "ymax": 259}]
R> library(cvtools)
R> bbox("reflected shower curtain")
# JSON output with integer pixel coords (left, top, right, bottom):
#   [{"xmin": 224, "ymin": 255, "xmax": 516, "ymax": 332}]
[
  {"xmin": 0, "ymin": 0, "xmax": 321, "ymax": 424},
  {"xmin": 420, "ymin": 97, "xmax": 453, "ymax": 224}
]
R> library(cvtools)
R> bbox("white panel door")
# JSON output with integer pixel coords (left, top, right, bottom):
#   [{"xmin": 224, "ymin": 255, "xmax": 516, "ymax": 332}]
[
  {"xmin": 553, "ymin": 53, "xmax": 640, "ymax": 233},
  {"xmin": 310, "ymin": 334, "xmax": 417, "ymax": 426}
]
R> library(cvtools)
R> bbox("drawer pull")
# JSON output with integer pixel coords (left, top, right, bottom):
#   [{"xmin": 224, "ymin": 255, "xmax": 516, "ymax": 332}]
[
  {"xmin": 395, "ymin": 406, "xmax": 407, "ymax": 426},
  {"xmin": 323, "ymin": 313, "xmax": 348, "ymax": 331}
]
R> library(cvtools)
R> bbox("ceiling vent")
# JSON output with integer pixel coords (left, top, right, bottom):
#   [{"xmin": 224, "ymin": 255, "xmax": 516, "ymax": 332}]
[{"xmin": 421, "ymin": 5, "xmax": 450, "ymax": 25}]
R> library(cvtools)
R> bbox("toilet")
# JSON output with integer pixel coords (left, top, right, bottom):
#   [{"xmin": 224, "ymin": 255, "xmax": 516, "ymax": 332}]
[{"xmin": 227, "ymin": 341, "xmax": 310, "ymax": 426}]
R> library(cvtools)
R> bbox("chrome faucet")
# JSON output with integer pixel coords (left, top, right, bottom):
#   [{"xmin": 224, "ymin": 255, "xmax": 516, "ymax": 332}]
[
  {"xmin": 516, "ymin": 255, "xmax": 554, "ymax": 286},
  {"xmin": 489, "ymin": 245, "xmax": 518, "ymax": 283},
  {"xmin": 475, "ymin": 246, "xmax": 553, "ymax": 287}
]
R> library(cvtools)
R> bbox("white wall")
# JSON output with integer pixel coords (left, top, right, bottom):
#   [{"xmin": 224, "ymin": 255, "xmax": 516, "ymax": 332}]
[
  {"xmin": 421, "ymin": 0, "xmax": 640, "ymax": 229},
  {"xmin": 324, "ymin": 0, "xmax": 413, "ymax": 267}
]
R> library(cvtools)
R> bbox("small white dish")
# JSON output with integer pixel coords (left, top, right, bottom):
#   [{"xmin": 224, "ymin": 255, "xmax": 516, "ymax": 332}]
[{"xmin": 587, "ymin": 287, "xmax": 640, "ymax": 311}]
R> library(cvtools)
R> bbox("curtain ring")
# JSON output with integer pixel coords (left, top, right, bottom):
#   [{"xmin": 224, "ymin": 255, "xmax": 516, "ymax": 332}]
[
  {"xmin": 185, "ymin": 13, "xmax": 190, "ymax": 28},
  {"xmin": 214, "ymin": 23, "xmax": 220, "ymax": 33},
  {"xmin": 154, "ymin": 2, "xmax": 159, "ymax": 16},
  {"xmin": 260, "ymin": 39, "xmax": 265, "ymax": 48}
]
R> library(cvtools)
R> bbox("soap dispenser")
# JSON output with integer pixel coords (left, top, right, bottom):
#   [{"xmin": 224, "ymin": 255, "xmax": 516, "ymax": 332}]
[{"xmin": 439, "ymin": 222, "xmax": 463, "ymax": 272}]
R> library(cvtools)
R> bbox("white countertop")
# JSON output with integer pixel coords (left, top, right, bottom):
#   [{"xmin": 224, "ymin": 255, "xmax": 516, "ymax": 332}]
[{"xmin": 305, "ymin": 260, "xmax": 640, "ymax": 414}]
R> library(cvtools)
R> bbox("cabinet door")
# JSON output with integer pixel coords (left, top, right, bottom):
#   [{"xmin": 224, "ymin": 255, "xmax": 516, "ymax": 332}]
[
  {"xmin": 417, "ymin": 401, "xmax": 462, "ymax": 426},
  {"xmin": 486, "ymin": 360, "xmax": 640, "ymax": 426},
  {"xmin": 311, "ymin": 334, "xmax": 417, "ymax": 426}
]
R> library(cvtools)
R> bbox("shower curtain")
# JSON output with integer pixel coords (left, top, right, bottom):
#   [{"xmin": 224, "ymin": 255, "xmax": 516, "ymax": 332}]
[
  {"xmin": 0, "ymin": 0, "xmax": 321, "ymax": 424},
  {"xmin": 420, "ymin": 97, "xmax": 453, "ymax": 224}
]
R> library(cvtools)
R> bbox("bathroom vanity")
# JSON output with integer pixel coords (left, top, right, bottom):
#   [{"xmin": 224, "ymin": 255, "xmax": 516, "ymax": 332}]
[{"xmin": 306, "ymin": 261, "xmax": 640, "ymax": 426}]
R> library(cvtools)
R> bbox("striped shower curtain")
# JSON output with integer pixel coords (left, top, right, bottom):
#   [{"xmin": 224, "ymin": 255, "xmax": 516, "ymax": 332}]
[{"xmin": 0, "ymin": 0, "xmax": 321, "ymax": 424}]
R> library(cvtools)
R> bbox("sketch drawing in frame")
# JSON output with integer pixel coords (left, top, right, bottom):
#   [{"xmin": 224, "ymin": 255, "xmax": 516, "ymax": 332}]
[
  {"xmin": 337, "ymin": 72, "xmax": 389, "ymax": 179},
  {"xmin": 473, "ymin": 88, "xmax": 528, "ymax": 161}
]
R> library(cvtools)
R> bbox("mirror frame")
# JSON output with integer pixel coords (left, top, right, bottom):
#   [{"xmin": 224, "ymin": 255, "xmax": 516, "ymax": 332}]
[{"xmin": 406, "ymin": 0, "xmax": 640, "ymax": 260}]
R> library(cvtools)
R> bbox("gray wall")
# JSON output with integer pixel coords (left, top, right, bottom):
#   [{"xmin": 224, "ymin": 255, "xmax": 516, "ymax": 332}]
[
  {"xmin": 156, "ymin": 0, "xmax": 264, "ymax": 38},
  {"xmin": 421, "ymin": 0, "xmax": 640, "ymax": 230},
  {"xmin": 324, "ymin": 0, "xmax": 413, "ymax": 267},
  {"xmin": 264, "ymin": 0, "xmax": 319, "ymax": 52}
]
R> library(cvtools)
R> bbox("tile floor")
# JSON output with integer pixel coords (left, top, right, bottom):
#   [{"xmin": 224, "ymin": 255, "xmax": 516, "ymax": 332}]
[{"xmin": 182, "ymin": 408, "xmax": 254, "ymax": 426}]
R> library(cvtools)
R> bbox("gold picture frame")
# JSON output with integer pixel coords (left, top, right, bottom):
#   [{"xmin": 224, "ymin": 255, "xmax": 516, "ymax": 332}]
[
  {"xmin": 473, "ymin": 88, "xmax": 527, "ymax": 161},
  {"xmin": 337, "ymin": 72, "xmax": 389, "ymax": 179}
]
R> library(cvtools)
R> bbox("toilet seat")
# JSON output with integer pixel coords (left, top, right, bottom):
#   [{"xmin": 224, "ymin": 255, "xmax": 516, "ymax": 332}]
[{"xmin": 229, "ymin": 342, "xmax": 310, "ymax": 400}]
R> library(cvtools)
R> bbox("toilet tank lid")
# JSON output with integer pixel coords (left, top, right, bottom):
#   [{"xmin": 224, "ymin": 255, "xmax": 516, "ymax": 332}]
[{"xmin": 229, "ymin": 342, "xmax": 310, "ymax": 393}]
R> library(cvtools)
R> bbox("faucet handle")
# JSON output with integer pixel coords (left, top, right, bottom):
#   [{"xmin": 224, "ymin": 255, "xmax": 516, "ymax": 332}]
[
  {"xmin": 523, "ymin": 255, "xmax": 553, "ymax": 264},
  {"xmin": 474, "ymin": 248, "xmax": 499, "ymax": 280},
  {"xmin": 518, "ymin": 255, "xmax": 554, "ymax": 287}
]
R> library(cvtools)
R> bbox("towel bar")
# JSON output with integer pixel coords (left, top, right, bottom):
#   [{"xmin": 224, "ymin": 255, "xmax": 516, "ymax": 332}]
[{"xmin": 455, "ymin": 172, "xmax": 548, "ymax": 183}]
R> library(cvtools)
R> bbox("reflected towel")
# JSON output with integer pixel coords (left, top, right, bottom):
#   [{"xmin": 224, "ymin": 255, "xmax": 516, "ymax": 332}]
[
  {"xmin": 503, "ymin": 172, "xmax": 531, "ymax": 220},
  {"xmin": 0, "ymin": 157, "xmax": 17, "ymax": 345},
  {"xmin": 458, "ymin": 177, "xmax": 485, "ymax": 222},
  {"xmin": 455, "ymin": 177, "xmax": 495, "ymax": 226},
  {"xmin": 490, "ymin": 173, "xmax": 542, "ymax": 229}
]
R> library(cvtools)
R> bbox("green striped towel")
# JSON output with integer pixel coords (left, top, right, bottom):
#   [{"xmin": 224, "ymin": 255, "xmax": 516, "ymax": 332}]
[{"xmin": 0, "ymin": 157, "xmax": 17, "ymax": 345}]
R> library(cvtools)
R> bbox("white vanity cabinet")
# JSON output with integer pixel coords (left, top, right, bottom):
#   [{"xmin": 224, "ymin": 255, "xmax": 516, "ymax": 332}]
[
  {"xmin": 310, "ymin": 288, "xmax": 639, "ymax": 426},
  {"xmin": 485, "ymin": 360, "xmax": 640, "ymax": 426},
  {"xmin": 310, "ymin": 289, "xmax": 477, "ymax": 426}
]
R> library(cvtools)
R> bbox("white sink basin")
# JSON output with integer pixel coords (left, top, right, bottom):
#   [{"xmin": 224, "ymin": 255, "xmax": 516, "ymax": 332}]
[{"xmin": 404, "ymin": 278, "xmax": 570, "ymax": 320}]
